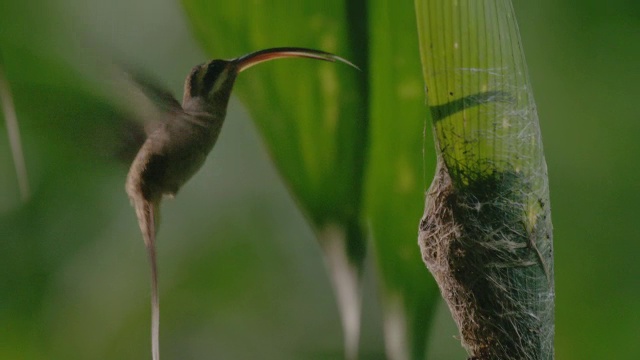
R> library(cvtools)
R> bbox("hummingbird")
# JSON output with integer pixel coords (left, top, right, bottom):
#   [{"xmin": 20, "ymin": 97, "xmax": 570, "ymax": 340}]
[{"xmin": 124, "ymin": 47, "xmax": 357, "ymax": 360}]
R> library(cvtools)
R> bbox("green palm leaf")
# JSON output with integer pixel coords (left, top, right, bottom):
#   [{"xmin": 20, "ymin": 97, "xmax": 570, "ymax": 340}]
[{"xmin": 181, "ymin": 1, "xmax": 368, "ymax": 358}]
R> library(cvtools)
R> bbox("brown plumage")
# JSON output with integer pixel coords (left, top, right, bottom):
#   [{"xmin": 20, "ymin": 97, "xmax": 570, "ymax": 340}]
[{"xmin": 125, "ymin": 48, "xmax": 357, "ymax": 360}]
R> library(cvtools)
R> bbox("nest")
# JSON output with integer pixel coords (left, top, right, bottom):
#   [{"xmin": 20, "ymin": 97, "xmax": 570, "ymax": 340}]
[{"xmin": 419, "ymin": 158, "xmax": 554, "ymax": 360}]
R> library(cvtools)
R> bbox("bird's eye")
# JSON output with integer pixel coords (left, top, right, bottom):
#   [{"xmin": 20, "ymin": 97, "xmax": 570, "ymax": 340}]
[{"xmin": 201, "ymin": 61, "xmax": 228, "ymax": 94}]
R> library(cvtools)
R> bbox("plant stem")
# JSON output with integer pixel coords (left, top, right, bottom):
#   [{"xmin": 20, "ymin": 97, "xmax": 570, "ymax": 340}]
[{"xmin": 414, "ymin": 1, "xmax": 555, "ymax": 358}]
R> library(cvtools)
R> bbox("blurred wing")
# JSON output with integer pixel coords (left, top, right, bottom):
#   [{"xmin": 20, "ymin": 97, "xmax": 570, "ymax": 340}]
[
  {"xmin": 105, "ymin": 62, "xmax": 182, "ymax": 132},
  {"xmin": 95, "ymin": 62, "xmax": 183, "ymax": 163},
  {"xmin": 1, "ymin": 43, "xmax": 185, "ymax": 172},
  {"xmin": 125, "ymin": 68, "xmax": 182, "ymax": 114}
]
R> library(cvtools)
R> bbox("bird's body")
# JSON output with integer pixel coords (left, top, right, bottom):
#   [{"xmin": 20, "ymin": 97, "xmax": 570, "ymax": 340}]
[
  {"xmin": 125, "ymin": 83, "xmax": 230, "ymax": 360},
  {"xmin": 124, "ymin": 47, "xmax": 357, "ymax": 360},
  {"xmin": 126, "ymin": 110, "xmax": 223, "ymax": 203}
]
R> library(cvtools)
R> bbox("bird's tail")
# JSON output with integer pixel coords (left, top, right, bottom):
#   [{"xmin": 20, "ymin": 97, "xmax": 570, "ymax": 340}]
[{"xmin": 135, "ymin": 200, "xmax": 160, "ymax": 360}]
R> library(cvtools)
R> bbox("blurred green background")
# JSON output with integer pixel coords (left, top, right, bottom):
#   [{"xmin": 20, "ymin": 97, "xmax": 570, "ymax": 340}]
[{"xmin": 1, "ymin": 0, "xmax": 638, "ymax": 359}]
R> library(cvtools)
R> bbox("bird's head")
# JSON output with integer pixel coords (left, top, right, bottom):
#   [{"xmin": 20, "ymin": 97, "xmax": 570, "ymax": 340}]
[{"xmin": 181, "ymin": 47, "xmax": 358, "ymax": 114}]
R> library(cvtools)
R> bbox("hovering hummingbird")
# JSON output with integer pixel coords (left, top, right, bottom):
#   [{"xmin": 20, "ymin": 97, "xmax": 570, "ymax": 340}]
[{"xmin": 123, "ymin": 47, "xmax": 357, "ymax": 360}]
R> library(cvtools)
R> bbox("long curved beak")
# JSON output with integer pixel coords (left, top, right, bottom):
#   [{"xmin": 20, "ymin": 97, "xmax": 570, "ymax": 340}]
[{"xmin": 231, "ymin": 47, "xmax": 359, "ymax": 73}]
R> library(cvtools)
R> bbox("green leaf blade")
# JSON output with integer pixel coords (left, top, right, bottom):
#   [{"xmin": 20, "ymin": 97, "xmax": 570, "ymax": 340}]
[
  {"xmin": 182, "ymin": 0, "xmax": 366, "ymax": 228},
  {"xmin": 364, "ymin": 0, "xmax": 440, "ymax": 358},
  {"xmin": 181, "ymin": 1, "xmax": 369, "ymax": 358}
]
